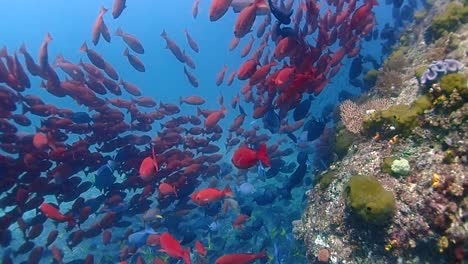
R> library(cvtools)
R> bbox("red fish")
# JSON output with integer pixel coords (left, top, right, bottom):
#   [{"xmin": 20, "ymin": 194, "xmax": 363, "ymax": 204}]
[
  {"xmin": 192, "ymin": 0, "xmax": 200, "ymax": 19},
  {"xmin": 123, "ymin": 47, "xmax": 145, "ymax": 72},
  {"xmin": 112, "ymin": 0, "xmax": 126, "ymax": 18},
  {"xmin": 115, "ymin": 27, "xmax": 144, "ymax": 54},
  {"xmin": 183, "ymin": 66, "xmax": 199, "ymax": 88},
  {"xmin": 209, "ymin": 0, "xmax": 233, "ymax": 21},
  {"xmin": 191, "ymin": 185, "xmax": 233, "ymax": 206},
  {"xmin": 161, "ymin": 30, "xmax": 186, "ymax": 63},
  {"xmin": 158, "ymin": 182, "xmax": 177, "ymax": 197},
  {"xmin": 40, "ymin": 203, "xmax": 74, "ymax": 224},
  {"xmin": 204, "ymin": 106, "xmax": 227, "ymax": 128},
  {"xmin": 159, "ymin": 232, "xmax": 191, "ymax": 264},
  {"xmin": 232, "ymin": 143, "xmax": 270, "ymax": 169},
  {"xmin": 216, "ymin": 65, "xmax": 228, "ymax": 86},
  {"xmin": 240, "ymin": 36, "xmax": 255, "ymax": 58},
  {"xmin": 234, "ymin": 0, "xmax": 263, "ymax": 38},
  {"xmin": 92, "ymin": 7, "xmax": 108, "ymax": 45},
  {"xmin": 139, "ymin": 146, "xmax": 159, "ymax": 181},
  {"xmin": 184, "ymin": 29, "xmax": 199, "ymax": 53},
  {"xmin": 180, "ymin": 96, "xmax": 205, "ymax": 105},
  {"xmin": 232, "ymin": 214, "xmax": 249, "ymax": 228},
  {"xmin": 215, "ymin": 249, "xmax": 267, "ymax": 264},
  {"xmin": 195, "ymin": 240, "xmax": 207, "ymax": 256}
]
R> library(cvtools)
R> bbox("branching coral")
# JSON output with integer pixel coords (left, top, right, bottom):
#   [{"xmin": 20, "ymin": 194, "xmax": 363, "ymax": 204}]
[{"xmin": 339, "ymin": 99, "xmax": 393, "ymax": 134}]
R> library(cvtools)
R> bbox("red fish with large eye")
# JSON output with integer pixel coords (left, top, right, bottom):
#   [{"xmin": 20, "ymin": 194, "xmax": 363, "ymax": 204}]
[
  {"xmin": 159, "ymin": 232, "xmax": 191, "ymax": 264},
  {"xmin": 191, "ymin": 185, "xmax": 233, "ymax": 206},
  {"xmin": 139, "ymin": 145, "xmax": 159, "ymax": 181},
  {"xmin": 40, "ymin": 203, "xmax": 74, "ymax": 225},
  {"xmin": 232, "ymin": 143, "xmax": 270, "ymax": 169}
]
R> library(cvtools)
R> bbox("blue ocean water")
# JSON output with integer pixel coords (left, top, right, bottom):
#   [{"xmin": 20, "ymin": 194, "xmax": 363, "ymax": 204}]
[{"xmin": 0, "ymin": 0, "xmax": 418, "ymax": 263}]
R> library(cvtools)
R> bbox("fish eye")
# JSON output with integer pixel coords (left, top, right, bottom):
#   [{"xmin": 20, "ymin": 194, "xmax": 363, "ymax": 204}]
[{"xmin": 161, "ymin": 163, "xmax": 167, "ymax": 169}]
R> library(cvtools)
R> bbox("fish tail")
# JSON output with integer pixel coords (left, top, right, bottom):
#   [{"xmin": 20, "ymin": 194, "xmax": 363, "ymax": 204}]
[
  {"xmin": 19, "ymin": 43, "xmax": 27, "ymax": 54},
  {"xmin": 183, "ymin": 248, "xmax": 191, "ymax": 264},
  {"xmin": 257, "ymin": 143, "xmax": 271, "ymax": 167},
  {"xmin": 45, "ymin": 32, "xmax": 53, "ymax": 42},
  {"xmin": 123, "ymin": 47, "xmax": 129, "ymax": 56},
  {"xmin": 80, "ymin": 42, "xmax": 88, "ymax": 52},
  {"xmin": 22, "ymin": 103, "xmax": 30, "ymax": 115},
  {"xmin": 0, "ymin": 47, "xmax": 7, "ymax": 57},
  {"xmin": 258, "ymin": 248, "xmax": 268, "ymax": 259},
  {"xmin": 100, "ymin": 6, "xmax": 108, "ymax": 14},
  {"xmin": 179, "ymin": 96, "xmax": 183, "ymax": 105},
  {"xmin": 223, "ymin": 185, "xmax": 233, "ymax": 197},
  {"xmin": 239, "ymin": 104, "xmax": 246, "ymax": 116},
  {"xmin": 115, "ymin": 26, "xmax": 123, "ymax": 36},
  {"xmin": 160, "ymin": 30, "xmax": 167, "ymax": 38}
]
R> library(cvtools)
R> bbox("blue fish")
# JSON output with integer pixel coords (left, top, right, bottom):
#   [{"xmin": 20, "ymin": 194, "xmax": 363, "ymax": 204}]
[
  {"xmin": 263, "ymin": 107, "xmax": 280, "ymax": 134},
  {"xmin": 94, "ymin": 160, "xmax": 116, "ymax": 191},
  {"xmin": 70, "ymin": 111, "xmax": 92, "ymax": 124},
  {"xmin": 128, "ymin": 225, "xmax": 157, "ymax": 247}
]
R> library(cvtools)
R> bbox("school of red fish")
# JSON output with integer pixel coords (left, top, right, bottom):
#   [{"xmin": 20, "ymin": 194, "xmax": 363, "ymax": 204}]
[{"xmin": 0, "ymin": 0, "xmax": 377, "ymax": 263}]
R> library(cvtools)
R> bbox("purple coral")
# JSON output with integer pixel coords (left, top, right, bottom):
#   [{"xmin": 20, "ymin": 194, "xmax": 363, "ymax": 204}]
[{"xmin": 421, "ymin": 59, "xmax": 464, "ymax": 84}]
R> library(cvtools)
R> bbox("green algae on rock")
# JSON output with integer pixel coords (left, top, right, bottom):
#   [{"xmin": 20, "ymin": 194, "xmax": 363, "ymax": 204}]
[
  {"xmin": 345, "ymin": 175, "xmax": 395, "ymax": 225},
  {"xmin": 439, "ymin": 73, "xmax": 468, "ymax": 100},
  {"xmin": 362, "ymin": 95, "xmax": 434, "ymax": 138},
  {"xmin": 334, "ymin": 127, "xmax": 356, "ymax": 159},
  {"xmin": 430, "ymin": 2, "xmax": 468, "ymax": 40},
  {"xmin": 381, "ymin": 156, "xmax": 398, "ymax": 174},
  {"xmin": 318, "ymin": 170, "xmax": 337, "ymax": 190},
  {"xmin": 364, "ymin": 69, "xmax": 379, "ymax": 88}
]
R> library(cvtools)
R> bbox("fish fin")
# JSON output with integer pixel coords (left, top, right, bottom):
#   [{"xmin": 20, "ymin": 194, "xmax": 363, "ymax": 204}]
[
  {"xmin": 223, "ymin": 185, "xmax": 233, "ymax": 197},
  {"xmin": 151, "ymin": 145, "xmax": 159, "ymax": 171},
  {"xmin": 287, "ymin": 132, "xmax": 297, "ymax": 143},
  {"xmin": 257, "ymin": 143, "xmax": 271, "ymax": 167}
]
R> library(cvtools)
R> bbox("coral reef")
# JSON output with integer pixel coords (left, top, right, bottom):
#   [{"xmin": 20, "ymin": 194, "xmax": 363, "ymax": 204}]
[
  {"xmin": 294, "ymin": 1, "xmax": 468, "ymax": 263},
  {"xmin": 429, "ymin": 2, "xmax": 468, "ymax": 40},
  {"xmin": 420, "ymin": 59, "xmax": 464, "ymax": 85},
  {"xmin": 345, "ymin": 175, "xmax": 396, "ymax": 225}
]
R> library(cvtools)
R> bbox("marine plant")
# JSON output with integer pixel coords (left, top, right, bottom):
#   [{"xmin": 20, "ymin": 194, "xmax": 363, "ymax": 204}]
[
  {"xmin": 362, "ymin": 95, "xmax": 433, "ymax": 138},
  {"xmin": 333, "ymin": 127, "xmax": 355, "ymax": 158},
  {"xmin": 345, "ymin": 175, "xmax": 395, "ymax": 225},
  {"xmin": 381, "ymin": 156, "xmax": 398, "ymax": 174},
  {"xmin": 439, "ymin": 73, "xmax": 468, "ymax": 100},
  {"xmin": 383, "ymin": 47, "xmax": 408, "ymax": 73},
  {"xmin": 363, "ymin": 69, "xmax": 379, "ymax": 88},
  {"xmin": 318, "ymin": 170, "xmax": 337, "ymax": 190},
  {"xmin": 430, "ymin": 2, "xmax": 468, "ymax": 40},
  {"xmin": 375, "ymin": 70, "xmax": 403, "ymax": 96}
]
